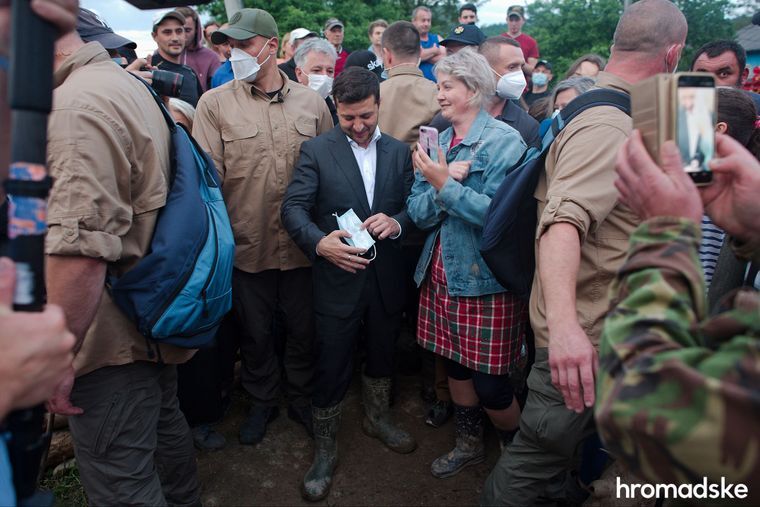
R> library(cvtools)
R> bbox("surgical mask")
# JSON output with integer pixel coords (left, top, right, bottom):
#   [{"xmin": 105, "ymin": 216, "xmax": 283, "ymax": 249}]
[
  {"xmin": 230, "ymin": 41, "xmax": 271, "ymax": 83},
  {"xmin": 308, "ymin": 74, "xmax": 333, "ymax": 99},
  {"xmin": 333, "ymin": 209, "xmax": 376, "ymax": 257},
  {"xmin": 551, "ymin": 109, "xmax": 560, "ymax": 118},
  {"xmin": 532, "ymin": 72, "xmax": 548, "ymax": 87},
  {"xmin": 494, "ymin": 69, "xmax": 526, "ymax": 100}
]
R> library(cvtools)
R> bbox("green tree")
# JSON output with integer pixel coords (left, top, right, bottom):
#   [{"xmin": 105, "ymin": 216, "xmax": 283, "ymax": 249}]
[
  {"xmin": 480, "ymin": 0, "xmax": 734, "ymax": 79},
  {"xmin": 199, "ymin": 0, "xmax": 484, "ymax": 51}
]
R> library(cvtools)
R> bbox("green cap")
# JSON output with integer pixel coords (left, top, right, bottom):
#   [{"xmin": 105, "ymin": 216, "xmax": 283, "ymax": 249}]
[{"xmin": 211, "ymin": 8, "xmax": 278, "ymax": 44}]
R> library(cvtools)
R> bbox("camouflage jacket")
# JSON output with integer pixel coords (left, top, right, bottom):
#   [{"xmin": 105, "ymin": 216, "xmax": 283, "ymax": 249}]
[{"xmin": 595, "ymin": 217, "xmax": 760, "ymax": 500}]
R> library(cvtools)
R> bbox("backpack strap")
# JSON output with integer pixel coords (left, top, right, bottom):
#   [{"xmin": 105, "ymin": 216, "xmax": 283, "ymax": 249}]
[
  {"xmin": 551, "ymin": 89, "xmax": 631, "ymax": 136},
  {"xmin": 129, "ymin": 72, "xmax": 177, "ymax": 132}
]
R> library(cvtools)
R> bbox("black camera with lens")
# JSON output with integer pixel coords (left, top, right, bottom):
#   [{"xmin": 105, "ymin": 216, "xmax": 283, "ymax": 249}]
[{"xmin": 149, "ymin": 69, "xmax": 184, "ymax": 98}]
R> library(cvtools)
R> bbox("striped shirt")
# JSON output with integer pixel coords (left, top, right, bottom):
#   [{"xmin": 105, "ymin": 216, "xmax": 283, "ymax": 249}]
[{"xmin": 699, "ymin": 215, "xmax": 725, "ymax": 287}]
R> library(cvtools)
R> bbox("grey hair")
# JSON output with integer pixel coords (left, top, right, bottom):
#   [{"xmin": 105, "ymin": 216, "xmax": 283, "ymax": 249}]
[
  {"xmin": 168, "ymin": 98, "xmax": 195, "ymax": 125},
  {"xmin": 434, "ymin": 47, "xmax": 495, "ymax": 109},
  {"xmin": 547, "ymin": 76, "xmax": 595, "ymax": 115},
  {"xmin": 411, "ymin": 5, "xmax": 431, "ymax": 20},
  {"xmin": 294, "ymin": 38, "xmax": 337, "ymax": 69}
]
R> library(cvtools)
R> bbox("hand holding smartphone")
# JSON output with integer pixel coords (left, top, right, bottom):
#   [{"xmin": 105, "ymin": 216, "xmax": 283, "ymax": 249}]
[
  {"xmin": 418, "ymin": 126, "xmax": 439, "ymax": 163},
  {"xmin": 631, "ymin": 72, "xmax": 716, "ymax": 186}
]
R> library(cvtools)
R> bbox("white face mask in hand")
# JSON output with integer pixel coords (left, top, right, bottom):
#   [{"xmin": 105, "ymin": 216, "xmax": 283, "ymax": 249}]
[
  {"xmin": 230, "ymin": 41, "xmax": 271, "ymax": 83},
  {"xmin": 494, "ymin": 69, "xmax": 527, "ymax": 100},
  {"xmin": 334, "ymin": 209, "xmax": 376, "ymax": 256},
  {"xmin": 308, "ymin": 74, "xmax": 334, "ymax": 99}
]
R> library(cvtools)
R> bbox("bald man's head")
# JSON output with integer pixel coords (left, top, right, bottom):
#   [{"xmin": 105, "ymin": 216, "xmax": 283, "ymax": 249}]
[{"xmin": 613, "ymin": 0, "xmax": 687, "ymax": 55}]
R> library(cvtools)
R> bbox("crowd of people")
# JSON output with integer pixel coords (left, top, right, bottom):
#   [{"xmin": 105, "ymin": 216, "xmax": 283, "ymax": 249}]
[{"xmin": 0, "ymin": 0, "xmax": 759, "ymax": 505}]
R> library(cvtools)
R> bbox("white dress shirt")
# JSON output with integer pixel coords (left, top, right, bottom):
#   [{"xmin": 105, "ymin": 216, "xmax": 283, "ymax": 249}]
[{"xmin": 345, "ymin": 126, "xmax": 401, "ymax": 238}]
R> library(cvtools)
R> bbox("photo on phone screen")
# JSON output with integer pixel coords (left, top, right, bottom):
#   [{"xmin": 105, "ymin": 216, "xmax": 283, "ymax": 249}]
[
  {"xmin": 418, "ymin": 126, "xmax": 439, "ymax": 163},
  {"xmin": 676, "ymin": 75, "xmax": 715, "ymax": 185}
]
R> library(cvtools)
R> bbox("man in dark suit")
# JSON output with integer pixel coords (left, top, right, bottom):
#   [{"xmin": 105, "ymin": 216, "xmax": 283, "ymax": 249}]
[{"xmin": 282, "ymin": 67, "xmax": 416, "ymax": 502}]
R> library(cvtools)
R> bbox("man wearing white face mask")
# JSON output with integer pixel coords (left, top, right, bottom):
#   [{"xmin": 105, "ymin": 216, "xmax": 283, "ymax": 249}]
[
  {"xmin": 429, "ymin": 36, "xmax": 539, "ymax": 149},
  {"xmin": 294, "ymin": 38, "xmax": 339, "ymax": 126},
  {"xmin": 193, "ymin": 8, "xmax": 333, "ymax": 447}
]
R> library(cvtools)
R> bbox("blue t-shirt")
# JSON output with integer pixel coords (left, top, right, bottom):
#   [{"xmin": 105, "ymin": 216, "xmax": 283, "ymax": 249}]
[
  {"xmin": 419, "ymin": 34, "xmax": 440, "ymax": 83},
  {"xmin": 211, "ymin": 60, "xmax": 233, "ymax": 89},
  {"xmin": 0, "ymin": 434, "xmax": 16, "ymax": 506}
]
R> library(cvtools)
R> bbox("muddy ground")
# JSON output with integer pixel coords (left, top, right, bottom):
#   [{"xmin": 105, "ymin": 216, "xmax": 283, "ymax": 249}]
[{"xmin": 196, "ymin": 369, "xmax": 503, "ymax": 507}]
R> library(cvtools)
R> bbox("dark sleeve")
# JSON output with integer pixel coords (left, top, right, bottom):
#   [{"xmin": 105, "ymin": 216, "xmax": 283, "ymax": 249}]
[{"xmin": 281, "ymin": 141, "xmax": 327, "ymax": 261}]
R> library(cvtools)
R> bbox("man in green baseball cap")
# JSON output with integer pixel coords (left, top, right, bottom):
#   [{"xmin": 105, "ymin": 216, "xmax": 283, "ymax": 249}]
[
  {"xmin": 210, "ymin": 8, "xmax": 278, "ymax": 44},
  {"xmin": 193, "ymin": 7, "xmax": 333, "ymax": 452}
]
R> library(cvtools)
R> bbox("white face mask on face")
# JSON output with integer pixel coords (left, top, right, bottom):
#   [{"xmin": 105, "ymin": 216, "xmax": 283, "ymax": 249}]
[
  {"xmin": 494, "ymin": 69, "xmax": 527, "ymax": 100},
  {"xmin": 308, "ymin": 74, "xmax": 334, "ymax": 99},
  {"xmin": 230, "ymin": 40, "xmax": 272, "ymax": 83}
]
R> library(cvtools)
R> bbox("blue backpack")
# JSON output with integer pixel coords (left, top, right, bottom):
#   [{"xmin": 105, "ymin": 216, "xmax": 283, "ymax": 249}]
[
  {"xmin": 480, "ymin": 89, "xmax": 631, "ymax": 300},
  {"xmin": 108, "ymin": 77, "xmax": 235, "ymax": 348}
]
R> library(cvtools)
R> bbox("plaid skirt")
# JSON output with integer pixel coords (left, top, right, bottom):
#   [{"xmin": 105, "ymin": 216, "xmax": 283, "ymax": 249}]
[{"xmin": 417, "ymin": 238, "xmax": 528, "ymax": 375}]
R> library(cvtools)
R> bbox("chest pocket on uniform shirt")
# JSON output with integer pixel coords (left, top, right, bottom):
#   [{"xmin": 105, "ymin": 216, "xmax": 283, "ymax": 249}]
[
  {"xmin": 221, "ymin": 124, "xmax": 261, "ymax": 179},
  {"xmin": 290, "ymin": 118, "xmax": 318, "ymax": 152}
]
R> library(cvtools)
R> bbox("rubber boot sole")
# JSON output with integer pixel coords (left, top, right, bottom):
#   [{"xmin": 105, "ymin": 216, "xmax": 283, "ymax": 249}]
[
  {"xmin": 300, "ymin": 460, "xmax": 338, "ymax": 502},
  {"xmin": 362, "ymin": 417, "xmax": 417, "ymax": 454},
  {"xmin": 431, "ymin": 452, "xmax": 486, "ymax": 479}
]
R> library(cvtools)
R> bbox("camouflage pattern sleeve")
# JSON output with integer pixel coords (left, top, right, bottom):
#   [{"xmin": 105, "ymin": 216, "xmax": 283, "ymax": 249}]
[{"xmin": 595, "ymin": 216, "xmax": 760, "ymax": 496}]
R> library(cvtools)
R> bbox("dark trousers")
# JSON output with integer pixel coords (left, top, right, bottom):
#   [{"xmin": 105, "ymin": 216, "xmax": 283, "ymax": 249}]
[
  {"xmin": 177, "ymin": 312, "xmax": 241, "ymax": 426},
  {"xmin": 69, "ymin": 362, "xmax": 200, "ymax": 507},
  {"xmin": 313, "ymin": 266, "xmax": 401, "ymax": 408},
  {"xmin": 233, "ymin": 267, "xmax": 314, "ymax": 407}
]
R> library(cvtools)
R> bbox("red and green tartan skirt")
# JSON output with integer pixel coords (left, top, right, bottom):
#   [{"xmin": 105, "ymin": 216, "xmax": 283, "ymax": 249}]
[{"xmin": 417, "ymin": 239, "xmax": 528, "ymax": 375}]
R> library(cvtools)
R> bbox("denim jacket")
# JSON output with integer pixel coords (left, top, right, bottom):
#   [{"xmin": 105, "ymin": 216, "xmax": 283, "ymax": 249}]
[{"xmin": 407, "ymin": 109, "xmax": 526, "ymax": 296}]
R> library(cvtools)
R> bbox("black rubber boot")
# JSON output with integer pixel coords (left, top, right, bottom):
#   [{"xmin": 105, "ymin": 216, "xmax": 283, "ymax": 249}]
[
  {"xmin": 301, "ymin": 404, "xmax": 341, "ymax": 502},
  {"xmin": 431, "ymin": 404, "xmax": 485, "ymax": 478},
  {"xmin": 361, "ymin": 374, "xmax": 417, "ymax": 453}
]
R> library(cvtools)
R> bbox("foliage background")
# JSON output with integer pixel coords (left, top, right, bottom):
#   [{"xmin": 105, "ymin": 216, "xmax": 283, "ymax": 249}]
[{"xmin": 201, "ymin": 0, "xmax": 748, "ymax": 79}]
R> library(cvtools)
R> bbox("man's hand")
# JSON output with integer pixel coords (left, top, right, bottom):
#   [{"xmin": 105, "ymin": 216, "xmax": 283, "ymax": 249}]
[
  {"xmin": 0, "ymin": 258, "xmax": 77, "ymax": 418},
  {"xmin": 700, "ymin": 133, "xmax": 760, "ymax": 242},
  {"xmin": 316, "ymin": 230, "xmax": 371, "ymax": 274},
  {"xmin": 30, "ymin": 0, "xmax": 78, "ymax": 34},
  {"xmin": 548, "ymin": 322, "xmax": 598, "ymax": 413},
  {"xmin": 414, "ymin": 144, "xmax": 450, "ymax": 191},
  {"xmin": 362, "ymin": 213, "xmax": 400, "ymax": 240},
  {"xmin": 126, "ymin": 57, "xmax": 153, "ymax": 85},
  {"xmin": 614, "ymin": 130, "xmax": 703, "ymax": 224},
  {"xmin": 46, "ymin": 365, "xmax": 82, "ymax": 416}
]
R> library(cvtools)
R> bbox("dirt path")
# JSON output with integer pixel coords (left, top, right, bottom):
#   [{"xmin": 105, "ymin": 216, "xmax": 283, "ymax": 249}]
[{"xmin": 197, "ymin": 372, "xmax": 501, "ymax": 506}]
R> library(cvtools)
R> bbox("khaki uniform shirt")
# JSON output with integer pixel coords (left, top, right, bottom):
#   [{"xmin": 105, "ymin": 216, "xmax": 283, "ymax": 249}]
[
  {"xmin": 193, "ymin": 70, "xmax": 333, "ymax": 273},
  {"xmin": 378, "ymin": 65, "xmax": 440, "ymax": 147},
  {"xmin": 529, "ymin": 72, "xmax": 637, "ymax": 350},
  {"xmin": 46, "ymin": 42, "xmax": 194, "ymax": 377}
]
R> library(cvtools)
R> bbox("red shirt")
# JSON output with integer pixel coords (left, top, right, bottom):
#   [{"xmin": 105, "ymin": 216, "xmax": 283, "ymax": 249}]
[
  {"xmin": 501, "ymin": 32, "xmax": 540, "ymax": 61},
  {"xmin": 334, "ymin": 48, "xmax": 350, "ymax": 77}
]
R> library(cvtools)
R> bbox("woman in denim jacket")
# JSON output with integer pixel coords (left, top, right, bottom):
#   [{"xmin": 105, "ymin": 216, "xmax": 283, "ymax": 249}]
[{"xmin": 408, "ymin": 48, "xmax": 528, "ymax": 478}]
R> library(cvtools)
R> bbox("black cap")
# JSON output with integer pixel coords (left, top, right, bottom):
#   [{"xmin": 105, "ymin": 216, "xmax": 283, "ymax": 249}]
[
  {"xmin": 345, "ymin": 50, "xmax": 385, "ymax": 81},
  {"xmin": 535, "ymin": 59, "xmax": 552, "ymax": 71},
  {"xmin": 440, "ymin": 24, "xmax": 486, "ymax": 47},
  {"xmin": 460, "ymin": 3, "xmax": 477, "ymax": 14},
  {"xmin": 77, "ymin": 8, "xmax": 136, "ymax": 50}
]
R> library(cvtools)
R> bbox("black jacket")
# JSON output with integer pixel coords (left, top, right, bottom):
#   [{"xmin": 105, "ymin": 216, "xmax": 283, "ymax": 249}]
[{"xmin": 281, "ymin": 126, "xmax": 414, "ymax": 318}]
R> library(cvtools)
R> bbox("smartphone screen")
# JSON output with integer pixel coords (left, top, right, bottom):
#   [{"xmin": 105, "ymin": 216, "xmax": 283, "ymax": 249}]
[
  {"xmin": 675, "ymin": 74, "xmax": 715, "ymax": 185},
  {"xmin": 418, "ymin": 126, "xmax": 439, "ymax": 163}
]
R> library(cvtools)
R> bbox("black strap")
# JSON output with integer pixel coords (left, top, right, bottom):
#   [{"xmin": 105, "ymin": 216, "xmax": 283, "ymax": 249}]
[
  {"xmin": 552, "ymin": 89, "xmax": 631, "ymax": 137},
  {"xmin": 129, "ymin": 72, "xmax": 177, "ymax": 132}
]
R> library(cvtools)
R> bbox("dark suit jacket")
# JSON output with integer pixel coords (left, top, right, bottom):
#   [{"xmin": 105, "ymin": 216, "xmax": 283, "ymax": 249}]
[{"xmin": 281, "ymin": 125, "xmax": 414, "ymax": 318}]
